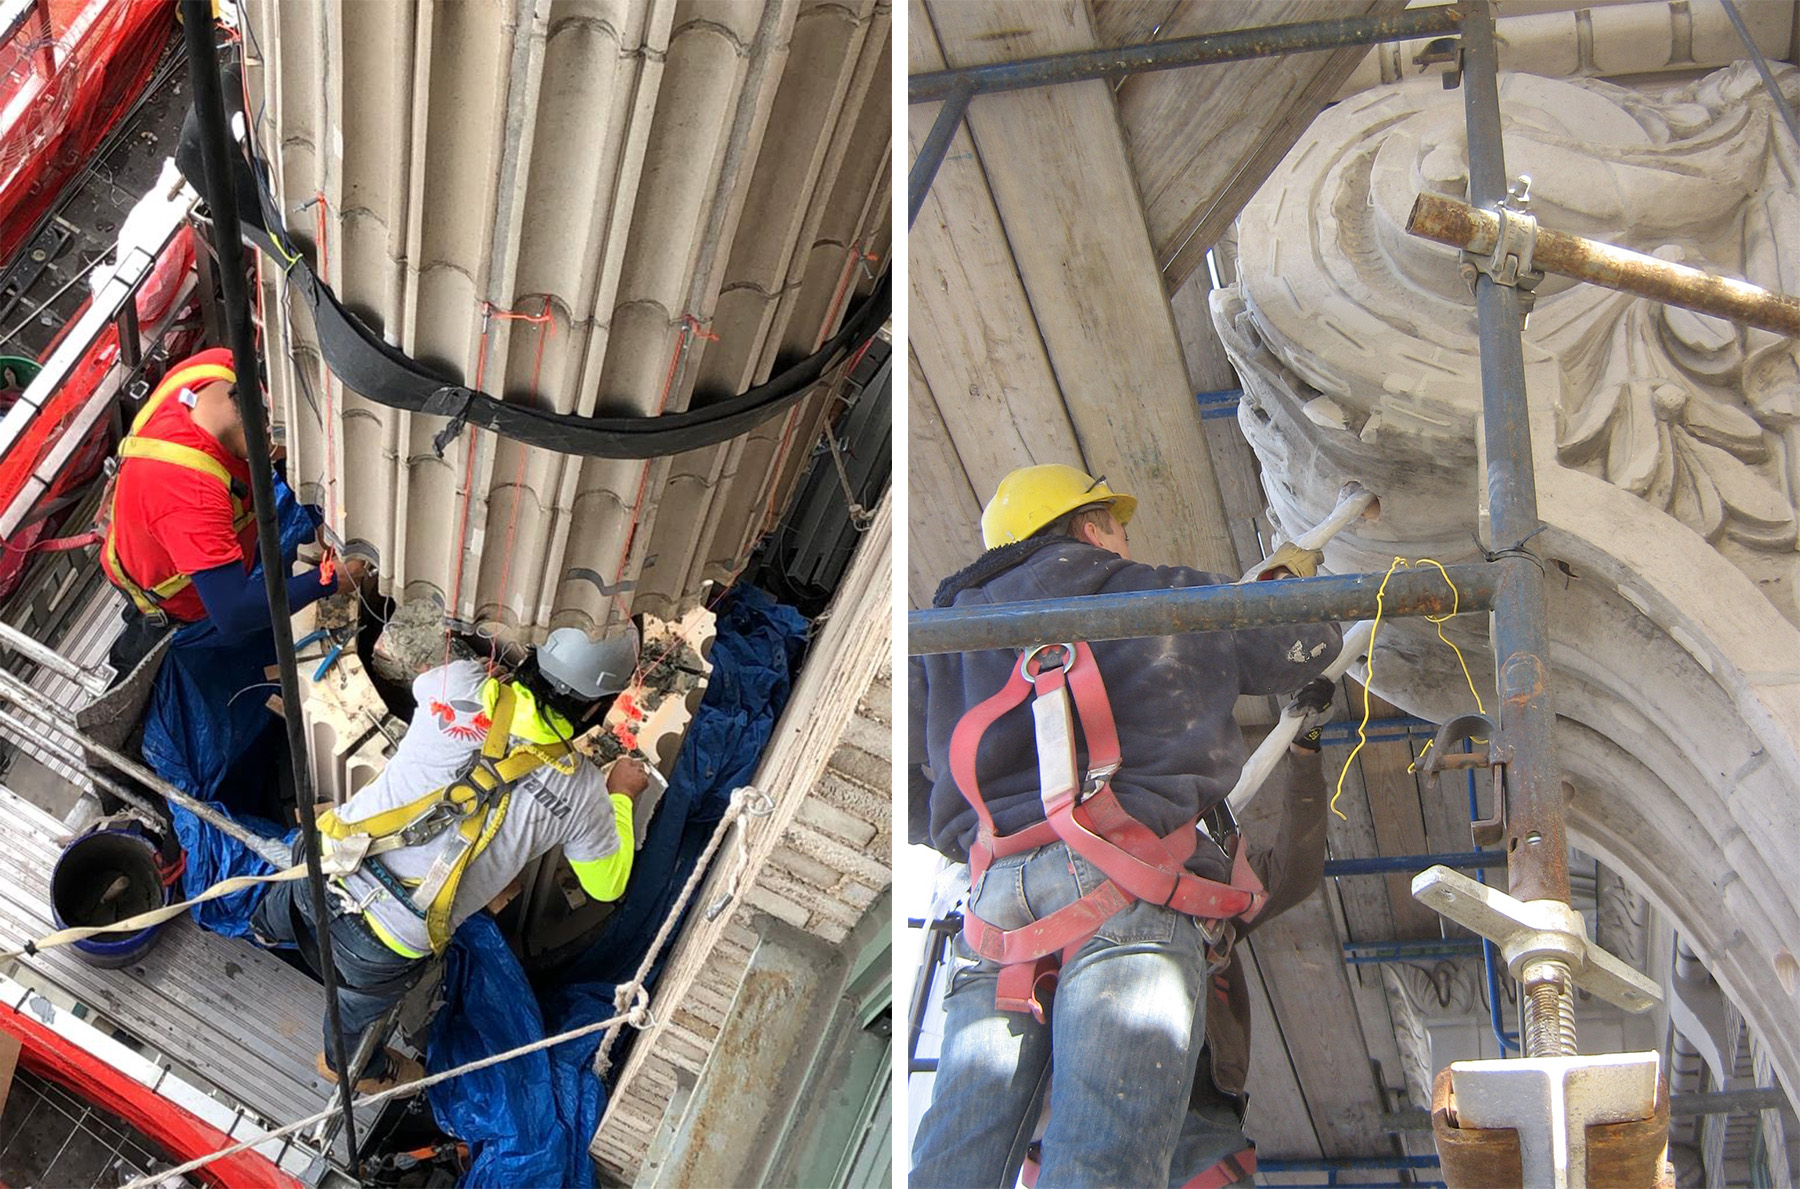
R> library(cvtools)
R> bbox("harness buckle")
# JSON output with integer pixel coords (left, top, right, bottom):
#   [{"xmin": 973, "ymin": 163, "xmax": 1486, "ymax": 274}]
[
  {"xmin": 1081, "ymin": 762, "xmax": 1119, "ymax": 801},
  {"xmin": 1018, "ymin": 642, "xmax": 1076, "ymax": 680}
]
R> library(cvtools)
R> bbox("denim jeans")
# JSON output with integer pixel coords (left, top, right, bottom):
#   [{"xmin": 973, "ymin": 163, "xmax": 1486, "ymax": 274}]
[
  {"xmin": 251, "ymin": 878, "xmax": 426, "ymax": 1077},
  {"xmin": 910, "ymin": 843, "xmax": 1216, "ymax": 1188}
]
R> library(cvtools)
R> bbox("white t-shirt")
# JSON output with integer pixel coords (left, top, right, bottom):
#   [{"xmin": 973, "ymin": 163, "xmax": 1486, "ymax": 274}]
[{"xmin": 335, "ymin": 660, "xmax": 619, "ymax": 953}]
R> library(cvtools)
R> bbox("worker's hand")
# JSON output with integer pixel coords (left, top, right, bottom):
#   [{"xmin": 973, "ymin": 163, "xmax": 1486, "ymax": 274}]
[
  {"xmin": 607, "ymin": 757, "xmax": 651, "ymax": 801},
  {"xmin": 1286, "ymin": 676, "xmax": 1336, "ymax": 752},
  {"xmin": 335, "ymin": 556, "xmax": 369, "ymax": 595},
  {"xmin": 1254, "ymin": 542, "xmax": 1324, "ymax": 581}
]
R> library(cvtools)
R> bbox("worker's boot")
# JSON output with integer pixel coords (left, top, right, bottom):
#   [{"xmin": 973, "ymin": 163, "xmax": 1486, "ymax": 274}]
[{"xmin": 316, "ymin": 1049, "xmax": 425, "ymax": 1096}]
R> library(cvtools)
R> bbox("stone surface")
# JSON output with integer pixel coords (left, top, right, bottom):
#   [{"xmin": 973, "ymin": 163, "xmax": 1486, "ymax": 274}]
[
  {"xmin": 1218, "ymin": 63, "xmax": 1800, "ymax": 1108},
  {"xmin": 246, "ymin": 0, "xmax": 891, "ymax": 641}
]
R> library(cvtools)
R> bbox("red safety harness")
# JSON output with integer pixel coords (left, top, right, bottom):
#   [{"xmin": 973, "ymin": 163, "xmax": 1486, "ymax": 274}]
[{"xmin": 949, "ymin": 641, "xmax": 1268, "ymax": 1021}]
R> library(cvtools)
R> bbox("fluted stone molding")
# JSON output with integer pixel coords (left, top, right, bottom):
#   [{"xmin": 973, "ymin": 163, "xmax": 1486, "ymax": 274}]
[
  {"xmin": 1217, "ymin": 64, "xmax": 1800, "ymax": 1106},
  {"xmin": 244, "ymin": 0, "xmax": 890, "ymax": 639}
]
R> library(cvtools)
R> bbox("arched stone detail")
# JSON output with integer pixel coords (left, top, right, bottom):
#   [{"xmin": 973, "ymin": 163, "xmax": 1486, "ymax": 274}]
[{"xmin": 1217, "ymin": 64, "xmax": 1800, "ymax": 1104}]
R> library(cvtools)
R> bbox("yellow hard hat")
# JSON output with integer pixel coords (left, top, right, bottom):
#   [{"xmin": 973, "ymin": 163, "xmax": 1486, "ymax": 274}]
[{"xmin": 980, "ymin": 464, "xmax": 1137, "ymax": 549}]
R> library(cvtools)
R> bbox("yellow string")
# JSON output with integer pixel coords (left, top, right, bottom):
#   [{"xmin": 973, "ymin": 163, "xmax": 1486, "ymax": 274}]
[
  {"xmin": 1331, "ymin": 557, "xmax": 1403, "ymax": 821},
  {"xmin": 1330, "ymin": 556, "xmax": 1488, "ymax": 818}
]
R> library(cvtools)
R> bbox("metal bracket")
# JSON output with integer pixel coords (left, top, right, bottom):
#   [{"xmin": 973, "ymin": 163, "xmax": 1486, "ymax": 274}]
[
  {"xmin": 1412, "ymin": 35, "xmax": 1462, "ymax": 89},
  {"xmin": 1417, "ymin": 713, "xmax": 1509, "ymax": 847},
  {"xmin": 1448, "ymin": 1053, "xmax": 1661, "ymax": 1189},
  {"xmin": 1412, "ymin": 865, "xmax": 1663, "ymax": 1014},
  {"xmin": 1462, "ymin": 175, "xmax": 1543, "ymax": 311}
]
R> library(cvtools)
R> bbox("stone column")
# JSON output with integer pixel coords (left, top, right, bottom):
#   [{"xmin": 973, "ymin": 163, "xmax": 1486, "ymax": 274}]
[{"xmin": 242, "ymin": 0, "xmax": 890, "ymax": 639}]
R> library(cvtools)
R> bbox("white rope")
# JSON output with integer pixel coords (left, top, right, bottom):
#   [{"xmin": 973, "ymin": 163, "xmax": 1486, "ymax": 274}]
[
  {"xmin": 115, "ymin": 783, "xmax": 772, "ymax": 1188},
  {"xmin": 118, "ymin": 1008, "xmax": 643, "ymax": 1189},
  {"xmin": 594, "ymin": 785, "xmax": 768, "ymax": 1079}
]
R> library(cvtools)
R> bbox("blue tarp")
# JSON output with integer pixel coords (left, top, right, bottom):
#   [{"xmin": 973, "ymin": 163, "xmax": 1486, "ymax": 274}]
[
  {"xmin": 139, "ymin": 476, "xmax": 317, "ymax": 936},
  {"xmin": 425, "ymin": 586, "xmax": 808, "ymax": 1186}
]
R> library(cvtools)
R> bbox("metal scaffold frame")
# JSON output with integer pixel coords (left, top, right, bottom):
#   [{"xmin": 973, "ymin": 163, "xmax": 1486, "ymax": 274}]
[{"xmin": 906, "ymin": 3, "xmax": 1800, "ymax": 1163}]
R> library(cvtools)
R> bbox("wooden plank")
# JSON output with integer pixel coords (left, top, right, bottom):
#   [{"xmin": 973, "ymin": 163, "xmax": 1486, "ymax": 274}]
[
  {"xmin": 1087, "ymin": 0, "xmax": 1184, "ymax": 49},
  {"xmin": 907, "ymin": 346, "xmax": 983, "ymax": 607},
  {"xmin": 1249, "ymin": 889, "xmax": 1395, "ymax": 1160},
  {"xmin": 907, "ymin": 2, "xmax": 1086, "ymax": 509},
  {"xmin": 1347, "ymin": 683, "xmax": 1440, "ymax": 939},
  {"xmin": 1112, "ymin": 0, "xmax": 1404, "ymax": 290},
  {"xmin": 923, "ymin": 0, "xmax": 1237, "ymax": 576},
  {"xmin": 1236, "ymin": 944, "xmax": 1325, "ymax": 1160}
]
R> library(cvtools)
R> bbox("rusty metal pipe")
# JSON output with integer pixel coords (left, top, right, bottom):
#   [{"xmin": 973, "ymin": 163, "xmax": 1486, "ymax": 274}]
[
  {"xmin": 1407, "ymin": 191, "xmax": 1800, "ymax": 338},
  {"xmin": 909, "ymin": 6, "xmax": 1466, "ymax": 104}
]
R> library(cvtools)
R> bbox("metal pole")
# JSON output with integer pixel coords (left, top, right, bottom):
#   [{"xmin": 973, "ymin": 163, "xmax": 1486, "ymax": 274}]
[
  {"xmin": 0, "ymin": 666, "xmax": 293, "ymax": 866},
  {"xmin": 908, "ymin": 78, "xmax": 974, "ymax": 229},
  {"xmin": 1462, "ymin": 1, "xmax": 1580, "ymax": 1064},
  {"xmin": 1721, "ymin": 1, "xmax": 1800, "ymax": 154},
  {"xmin": 1406, "ymin": 193, "xmax": 1800, "ymax": 338},
  {"xmin": 178, "ymin": 3, "xmax": 359, "ymax": 1166},
  {"xmin": 908, "ymin": 562, "xmax": 1500, "ymax": 656},
  {"xmin": 908, "ymin": 6, "xmax": 1466, "ymax": 103},
  {"xmin": 0, "ymin": 620, "xmax": 111, "ymax": 698},
  {"xmin": 1461, "ymin": 1, "xmax": 1567, "ymax": 912},
  {"xmin": 1322, "ymin": 850, "xmax": 1505, "ymax": 877}
]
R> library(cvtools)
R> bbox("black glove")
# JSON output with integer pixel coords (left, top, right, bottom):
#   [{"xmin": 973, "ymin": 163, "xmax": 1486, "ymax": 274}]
[{"xmin": 1286, "ymin": 676, "xmax": 1336, "ymax": 751}]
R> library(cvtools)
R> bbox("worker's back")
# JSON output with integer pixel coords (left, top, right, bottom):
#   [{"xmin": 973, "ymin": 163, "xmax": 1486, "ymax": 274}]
[
  {"xmin": 102, "ymin": 349, "xmax": 257, "ymax": 623},
  {"xmin": 332, "ymin": 659, "xmax": 620, "ymax": 955},
  {"xmin": 917, "ymin": 537, "xmax": 1340, "ymax": 879}
]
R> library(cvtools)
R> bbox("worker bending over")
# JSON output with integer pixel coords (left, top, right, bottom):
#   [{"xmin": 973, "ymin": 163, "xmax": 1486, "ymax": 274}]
[
  {"xmin": 99, "ymin": 346, "xmax": 362, "ymax": 669},
  {"xmin": 908, "ymin": 464, "xmax": 1342, "ymax": 1187},
  {"xmin": 252, "ymin": 626, "xmax": 648, "ymax": 1092}
]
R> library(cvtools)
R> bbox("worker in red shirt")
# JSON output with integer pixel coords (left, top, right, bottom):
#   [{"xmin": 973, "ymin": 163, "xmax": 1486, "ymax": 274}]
[{"xmin": 99, "ymin": 347, "xmax": 361, "ymax": 668}]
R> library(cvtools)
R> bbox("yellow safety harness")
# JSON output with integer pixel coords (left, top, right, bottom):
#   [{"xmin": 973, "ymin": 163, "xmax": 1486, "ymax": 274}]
[
  {"xmin": 97, "ymin": 360, "xmax": 256, "ymax": 621},
  {"xmin": 315, "ymin": 682, "xmax": 574, "ymax": 954}
]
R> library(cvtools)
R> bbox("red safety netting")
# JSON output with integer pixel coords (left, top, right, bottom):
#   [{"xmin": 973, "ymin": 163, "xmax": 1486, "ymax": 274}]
[
  {"xmin": 0, "ymin": 223, "xmax": 197, "ymax": 596},
  {"xmin": 0, "ymin": 0, "xmax": 173, "ymax": 264},
  {"xmin": 1, "ymin": 999, "xmax": 300, "ymax": 1188}
]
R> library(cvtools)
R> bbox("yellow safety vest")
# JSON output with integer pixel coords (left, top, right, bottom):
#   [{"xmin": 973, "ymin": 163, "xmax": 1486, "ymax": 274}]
[
  {"xmin": 98, "ymin": 359, "xmax": 255, "ymax": 620},
  {"xmin": 315, "ymin": 682, "xmax": 575, "ymax": 955}
]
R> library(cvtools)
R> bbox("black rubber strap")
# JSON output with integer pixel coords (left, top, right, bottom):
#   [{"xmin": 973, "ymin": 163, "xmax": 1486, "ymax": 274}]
[{"xmin": 176, "ymin": 99, "xmax": 889, "ymax": 460}]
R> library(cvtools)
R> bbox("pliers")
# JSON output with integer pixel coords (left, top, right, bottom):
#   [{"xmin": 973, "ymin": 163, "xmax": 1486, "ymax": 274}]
[{"xmin": 295, "ymin": 625, "xmax": 352, "ymax": 681}]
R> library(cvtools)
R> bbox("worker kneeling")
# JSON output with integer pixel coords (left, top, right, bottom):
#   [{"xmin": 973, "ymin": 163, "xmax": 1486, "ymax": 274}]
[
  {"xmin": 252, "ymin": 627, "xmax": 648, "ymax": 1094},
  {"xmin": 909, "ymin": 464, "xmax": 1342, "ymax": 1187}
]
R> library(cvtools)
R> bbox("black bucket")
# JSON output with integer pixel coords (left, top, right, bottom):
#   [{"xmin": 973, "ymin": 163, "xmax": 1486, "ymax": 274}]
[{"xmin": 49, "ymin": 828, "xmax": 170, "ymax": 968}]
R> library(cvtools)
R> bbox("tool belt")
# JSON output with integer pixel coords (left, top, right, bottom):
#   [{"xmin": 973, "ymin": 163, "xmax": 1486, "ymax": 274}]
[{"xmin": 948, "ymin": 641, "xmax": 1267, "ymax": 1021}]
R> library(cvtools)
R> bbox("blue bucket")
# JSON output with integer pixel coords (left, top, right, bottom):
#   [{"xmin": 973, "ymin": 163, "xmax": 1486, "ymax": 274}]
[{"xmin": 49, "ymin": 828, "xmax": 171, "ymax": 968}]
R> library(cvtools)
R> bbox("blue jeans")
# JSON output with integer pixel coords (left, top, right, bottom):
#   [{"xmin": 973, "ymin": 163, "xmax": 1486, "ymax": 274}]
[
  {"xmin": 910, "ymin": 843, "xmax": 1218, "ymax": 1188},
  {"xmin": 251, "ymin": 877, "xmax": 426, "ymax": 1077}
]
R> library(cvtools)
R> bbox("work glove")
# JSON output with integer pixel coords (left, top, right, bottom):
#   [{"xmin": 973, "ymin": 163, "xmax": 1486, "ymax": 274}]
[
  {"xmin": 1285, "ymin": 676, "xmax": 1336, "ymax": 752},
  {"xmin": 1242, "ymin": 541, "xmax": 1324, "ymax": 582}
]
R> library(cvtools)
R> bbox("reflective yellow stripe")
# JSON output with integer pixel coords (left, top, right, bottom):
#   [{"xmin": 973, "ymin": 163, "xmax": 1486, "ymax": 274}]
[
  {"xmin": 117, "ymin": 436, "xmax": 235, "ymax": 486},
  {"xmin": 103, "ymin": 413, "xmax": 250, "ymax": 613},
  {"xmin": 362, "ymin": 910, "xmax": 429, "ymax": 959},
  {"xmin": 129, "ymin": 362, "xmax": 235, "ymax": 434}
]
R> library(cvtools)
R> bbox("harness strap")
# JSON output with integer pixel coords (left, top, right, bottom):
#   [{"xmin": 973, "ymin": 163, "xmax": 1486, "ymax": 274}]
[
  {"xmin": 1181, "ymin": 1148, "xmax": 1257, "ymax": 1189},
  {"xmin": 99, "ymin": 360, "xmax": 254, "ymax": 617},
  {"xmin": 946, "ymin": 642, "xmax": 1268, "ymax": 993},
  {"xmin": 316, "ymin": 682, "xmax": 572, "ymax": 953}
]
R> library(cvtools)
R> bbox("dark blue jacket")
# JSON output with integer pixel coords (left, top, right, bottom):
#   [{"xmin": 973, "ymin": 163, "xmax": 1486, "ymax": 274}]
[{"xmin": 911, "ymin": 537, "xmax": 1341, "ymax": 881}]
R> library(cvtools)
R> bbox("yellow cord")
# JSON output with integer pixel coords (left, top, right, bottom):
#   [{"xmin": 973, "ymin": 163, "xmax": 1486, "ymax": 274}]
[{"xmin": 1330, "ymin": 556, "xmax": 1487, "ymax": 819}]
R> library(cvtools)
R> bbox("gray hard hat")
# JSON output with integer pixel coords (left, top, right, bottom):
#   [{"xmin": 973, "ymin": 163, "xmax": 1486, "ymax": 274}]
[{"xmin": 538, "ymin": 625, "xmax": 639, "ymax": 701}]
